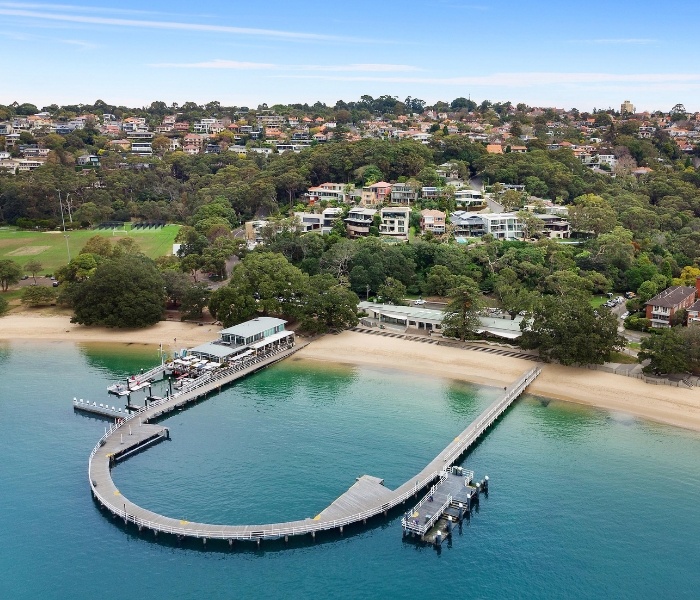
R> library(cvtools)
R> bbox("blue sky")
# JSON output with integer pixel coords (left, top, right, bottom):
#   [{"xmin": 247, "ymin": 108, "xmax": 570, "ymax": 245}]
[{"xmin": 2, "ymin": 0, "xmax": 699, "ymax": 111}]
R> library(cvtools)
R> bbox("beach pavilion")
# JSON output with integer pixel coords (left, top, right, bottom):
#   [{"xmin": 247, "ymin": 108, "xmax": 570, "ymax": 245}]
[
  {"xmin": 357, "ymin": 301, "xmax": 524, "ymax": 340},
  {"xmin": 188, "ymin": 317, "xmax": 295, "ymax": 362}
]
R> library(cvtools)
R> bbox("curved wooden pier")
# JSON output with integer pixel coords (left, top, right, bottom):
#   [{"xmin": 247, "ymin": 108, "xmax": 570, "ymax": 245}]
[{"xmin": 87, "ymin": 351, "xmax": 541, "ymax": 543}]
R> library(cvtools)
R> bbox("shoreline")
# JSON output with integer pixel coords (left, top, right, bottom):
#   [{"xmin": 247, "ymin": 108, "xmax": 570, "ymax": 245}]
[
  {"xmin": 296, "ymin": 331, "xmax": 700, "ymax": 435},
  {"xmin": 0, "ymin": 313, "xmax": 218, "ymax": 349},
  {"xmin": 2, "ymin": 313, "xmax": 700, "ymax": 434}
]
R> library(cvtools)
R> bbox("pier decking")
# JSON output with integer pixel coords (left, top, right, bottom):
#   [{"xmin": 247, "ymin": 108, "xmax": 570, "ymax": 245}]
[{"xmin": 87, "ymin": 351, "xmax": 541, "ymax": 544}]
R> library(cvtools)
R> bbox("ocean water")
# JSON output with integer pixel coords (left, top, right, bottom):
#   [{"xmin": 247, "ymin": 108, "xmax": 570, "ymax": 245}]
[{"xmin": 2, "ymin": 340, "xmax": 700, "ymax": 599}]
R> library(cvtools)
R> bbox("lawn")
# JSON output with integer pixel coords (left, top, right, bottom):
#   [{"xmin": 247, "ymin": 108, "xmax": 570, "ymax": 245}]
[
  {"xmin": 590, "ymin": 295, "xmax": 608, "ymax": 308},
  {"xmin": 0, "ymin": 225, "xmax": 180, "ymax": 273}
]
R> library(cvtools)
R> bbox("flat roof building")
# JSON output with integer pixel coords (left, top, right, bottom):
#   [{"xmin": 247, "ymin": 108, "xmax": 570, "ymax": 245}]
[{"xmin": 219, "ymin": 317, "xmax": 287, "ymax": 347}]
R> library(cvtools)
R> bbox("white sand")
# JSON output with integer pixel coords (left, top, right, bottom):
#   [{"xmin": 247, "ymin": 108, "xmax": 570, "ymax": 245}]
[{"xmin": 0, "ymin": 313, "xmax": 217, "ymax": 348}]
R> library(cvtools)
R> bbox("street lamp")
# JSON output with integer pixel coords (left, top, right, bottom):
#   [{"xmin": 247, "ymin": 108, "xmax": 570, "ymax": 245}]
[{"xmin": 56, "ymin": 189, "xmax": 71, "ymax": 262}]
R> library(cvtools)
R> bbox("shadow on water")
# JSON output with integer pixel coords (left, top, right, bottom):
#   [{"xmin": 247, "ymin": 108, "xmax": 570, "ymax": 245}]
[
  {"xmin": 522, "ymin": 393, "xmax": 610, "ymax": 441},
  {"xmin": 78, "ymin": 342, "xmax": 161, "ymax": 379}
]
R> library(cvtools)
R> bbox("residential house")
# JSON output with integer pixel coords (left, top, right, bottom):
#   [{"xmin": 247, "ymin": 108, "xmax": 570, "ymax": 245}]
[
  {"xmin": 305, "ymin": 182, "xmax": 351, "ymax": 204},
  {"xmin": 688, "ymin": 297, "xmax": 700, "ymax": 325},
  {"xmin": 454, "ymin": 189, "xmax": 485, "ymax": 210},
  {"xmin": 344, "ymin": 207, "xmax": 377, "ymax": 238},
  {"xmin": 486, "ymin": 144, "xmax": 503, "ymax": 154},
  {"xmin": 379, "ymin": 206, "xmax": 410, "ymax": 240},
  {"xmin": 535, "ymin": 214, "xmax": 570, "ymax": 239},
  {"xmin": 421, "ymin": 187, "xmax": 441, "ymax": 200},
  {"xmin": 480, "ymin": 213, "xmax": 524, "ymax": 240},
  {"xmin": 183, "ymin": 133, "xmax": 204, "ymax": 155},
  {"xmin": 131, "ymin": 142, "xmax": 153, "ymax": 156},
  {"xmin": 360, "ymin": 182, "xmax": 392, "ymax": 207},
  {"xmin": 450, "ymin": 211, "xmax": 486, "ymax": 238},
  {"xmin": 244, "ymin": 220, "xmax": 270, "ymax": 247},
  {"xmin": 321, "ymin": 207, "xmax": 343, "ymax": 234},
  {"xmin": 77, "ymin": 154, "xmax": 100, "ymax": 167},
  {"xmin": 645, "ymin": 285, "xmax": 697, "ymax": 328},
  {"xmin": 390, "ymin": 183, "xmax": 418, "ymax": 205},
  {"xmin": 420, "ymin": 209, "xmax": 446, "ymax": 235},
  {"xmin": 294, "ymin": 212, "xmax": 323, "ymax": 233}
]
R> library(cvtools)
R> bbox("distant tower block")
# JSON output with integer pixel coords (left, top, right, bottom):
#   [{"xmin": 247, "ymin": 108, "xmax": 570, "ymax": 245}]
[{"xmin": 621, "ymin": 100, "xmax": 635, "ymax": 115}]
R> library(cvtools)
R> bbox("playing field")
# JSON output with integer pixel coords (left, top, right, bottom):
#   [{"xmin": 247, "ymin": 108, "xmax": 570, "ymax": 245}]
[{"xmin": 0, "ymin": 225, "xmax": 180, "ymax": 273}]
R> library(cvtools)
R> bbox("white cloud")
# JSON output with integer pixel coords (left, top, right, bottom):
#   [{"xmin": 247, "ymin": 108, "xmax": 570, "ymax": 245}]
[
  {"xmin": 59, "ymin": 38, "xmax": 98, "ymax": 49},
  {"xmin": 0, "ymin": 7, "xmax": 361, "ymax": 42},
  {"xmin": 270, "ymin": 71, "xmax": 700, "ymax": 87},
  {"xmin": 572, "ymin": 38, "xmax": 658, "ymax": 45},
  {"xmin": 149, "ymin": 60, "xmax": 420, "ymax": 73},
  {"xmin": 152, "ymin": 59, "xmax": 277, "ymax": 70}
]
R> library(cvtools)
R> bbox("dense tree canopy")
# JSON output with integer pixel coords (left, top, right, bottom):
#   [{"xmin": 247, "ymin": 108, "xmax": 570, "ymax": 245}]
[
  {"xmin": 520, "ymin": 294, "xmax": 624, "ymax": 365},
  {"xmin": 70, "ymin": 255, "xmax": 165, "ymax": 327}
]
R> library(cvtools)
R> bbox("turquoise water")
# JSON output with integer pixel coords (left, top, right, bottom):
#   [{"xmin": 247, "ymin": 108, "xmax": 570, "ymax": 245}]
[{"xmin": 2, "ymin": 341, "xmax": 700, "ymax": 599}]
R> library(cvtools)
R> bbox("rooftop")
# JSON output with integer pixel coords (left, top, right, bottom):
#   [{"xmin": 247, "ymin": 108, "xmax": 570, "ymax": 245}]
[
  {"xmin": 646, "ymin": 286, "xmax": 696, "ymax": 308},
  {"xmin": 219, "ymin": 317, "xmax": 287, "ymax": 338}
]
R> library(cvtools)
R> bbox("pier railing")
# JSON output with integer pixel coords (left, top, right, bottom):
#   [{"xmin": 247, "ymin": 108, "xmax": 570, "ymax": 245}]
[
  {"xmin": 441, "ymin": 365, "xmax": 541, "ymax": 468},
  {"xmin": 89, "ymin": 467, "xmax": 442, "ymax": 541},
  {"xmin": 87, "ymin": 358, "xmax": 542, "ymax": 542}
]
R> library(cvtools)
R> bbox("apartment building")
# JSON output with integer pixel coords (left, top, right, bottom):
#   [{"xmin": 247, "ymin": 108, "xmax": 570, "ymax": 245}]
[
  {"xmin": 645, "ymin": 285, "xmax": 697, "ymax": 328},
  {"xmin": 379, "ymin": 206, "xmax": 410, "ymax": 240}
]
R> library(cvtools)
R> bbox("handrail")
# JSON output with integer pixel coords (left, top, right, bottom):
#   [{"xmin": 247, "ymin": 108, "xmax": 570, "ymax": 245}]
[{"xmin": 87, "ymin": 359, "xmax": 541, "ymax": 541}]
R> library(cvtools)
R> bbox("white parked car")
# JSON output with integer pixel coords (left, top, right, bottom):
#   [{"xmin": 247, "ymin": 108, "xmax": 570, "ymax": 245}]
[{"xmin": 414, "ymin": 299, "xmax": 426, "ymax": 306}]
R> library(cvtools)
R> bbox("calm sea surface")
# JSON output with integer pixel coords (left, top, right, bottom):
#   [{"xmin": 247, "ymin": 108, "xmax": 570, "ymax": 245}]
[{"xmin": 2, "ymin": 340, "xmax": 700, "ymax": 599}]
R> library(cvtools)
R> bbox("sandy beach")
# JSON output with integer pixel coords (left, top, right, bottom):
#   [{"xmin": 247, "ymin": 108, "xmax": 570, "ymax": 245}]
[
  {"xmin": 297, "ymin": 331, "xmax": 700, "ymax": 434},
  {"xmin": 0, "ymin": 313, "xmax": 218, "ymax": 348},
  {"xmin": 2, "ymin": 313, "xmax": 700, "ymax": 433}
]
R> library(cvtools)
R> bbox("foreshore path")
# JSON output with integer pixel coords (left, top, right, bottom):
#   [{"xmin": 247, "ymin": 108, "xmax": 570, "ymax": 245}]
[{"xmin": 87, "ymin": 345, "xmax": 541, "ymax": 544}]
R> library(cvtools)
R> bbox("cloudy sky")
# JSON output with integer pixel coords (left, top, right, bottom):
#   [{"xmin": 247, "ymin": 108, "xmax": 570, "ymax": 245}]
[{"xmin": 2, "ymin": 0, "xmax": 699, "ymax": 111}]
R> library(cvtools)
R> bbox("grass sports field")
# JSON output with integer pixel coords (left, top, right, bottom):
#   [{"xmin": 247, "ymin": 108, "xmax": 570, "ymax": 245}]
[{"xmin": 0, "ymin": 225, "xmax": 180, "ymax": 273}]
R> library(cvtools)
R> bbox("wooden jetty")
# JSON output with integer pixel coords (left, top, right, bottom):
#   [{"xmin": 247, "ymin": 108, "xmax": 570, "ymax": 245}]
[
  {"xmin": 73, "ymin": 398, "xmax": 130, "ymax": 419},
  {"xmin": 401, "ymin": 467, "xmax": 483, "ymax": 544},
  {"xmin": 86, "ymin": 353, "xmax": 540, "ymax": 544}
]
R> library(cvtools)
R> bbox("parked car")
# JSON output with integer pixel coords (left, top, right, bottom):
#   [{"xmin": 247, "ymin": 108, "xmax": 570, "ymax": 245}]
[
  {"xmin": 52, "ymin": 281, "xmax": 59, "ymax": 288},
  {"xmin": 414, "ymin": 299, "xmax": 426, "ymax": 306}
]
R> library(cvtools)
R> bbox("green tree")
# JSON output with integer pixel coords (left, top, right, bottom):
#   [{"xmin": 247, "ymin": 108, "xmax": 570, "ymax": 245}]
[
  {"xmin": 0, "ymin": 295, "xmax": 8, "ymax": 316},
  {"xmin": 639, "ymin": 328, "xmax": 690, "ymax": 374},
  {"xmin": 162, "ymin": 270, "xmax": 191, "ymax": 308},
  {"xmin": 299, "ymin": 274, "xmax": 359, "ymax": 333},
  {"xmin": 21, "ymin": 286, "xmax": 57, "ymax": 306},
  {"xmin": 71, "ymin": 255, "xmax": 165, "ymax": 328},
  {"xmin": 24, "ymin": 259, "xmax": 43, "ymax": 284},
  {"xmin": 516, "ymin": 211, "xmax": 544, "ymax": 239},
  {"xmin": 80, "ymin": 235, "xmax": 113, "ymax": 257},
  {"xmin": 0, "ymin": 259, "xmax": 22, "ymax": 292},
  {"xmin": 499, "ymin": 189, "xmax": 524, "ymax": 211},
  {"xmin": 424, "ymin": 265, "xmax": 456, "ymax": 296},
  {"xmin": 208, "ymin": 285, "xmax": 258, "ymax": 326},
  {"xmin": 378, "ymin": 277, "xmax": 407, "ymax": 305},
  {"xmin": 180, "ymin": 282, "xmax": 211, "ymax": 319},
  {"xmin": 520, "ymin": 294, "xmax": 624, "ymax": 365},
  {"xmin": 209, "ymin": 252, "xmax": 308, "ymax": 325},
  {"xmin": 442, "ymin": 279, "xmax": 482, "ymax": 341}
]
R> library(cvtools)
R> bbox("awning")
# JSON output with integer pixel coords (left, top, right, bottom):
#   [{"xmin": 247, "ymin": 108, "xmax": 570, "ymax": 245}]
[{"xmin": 249, "ymin": 330, "xmax": 295, "ymax": 350}]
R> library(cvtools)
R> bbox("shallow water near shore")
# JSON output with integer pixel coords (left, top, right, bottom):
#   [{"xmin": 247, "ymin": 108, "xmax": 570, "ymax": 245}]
[{"xmin": 2, "ymin": 340, "xmax": 700, "ymax": 599}]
